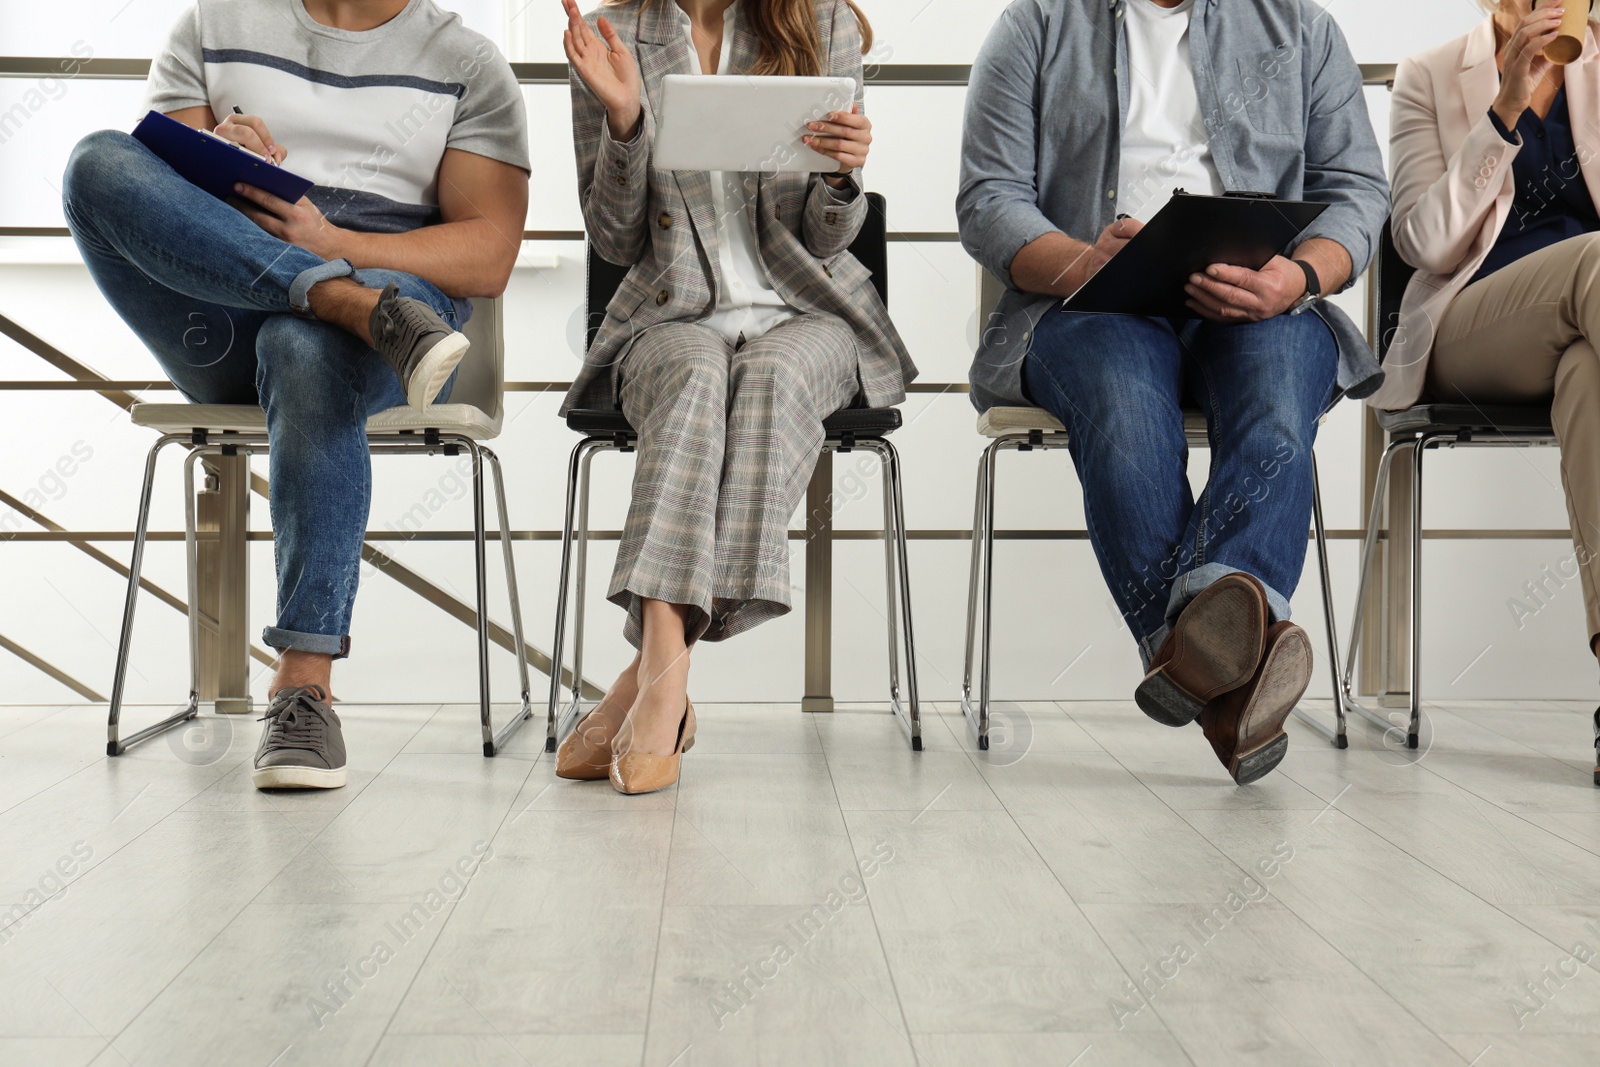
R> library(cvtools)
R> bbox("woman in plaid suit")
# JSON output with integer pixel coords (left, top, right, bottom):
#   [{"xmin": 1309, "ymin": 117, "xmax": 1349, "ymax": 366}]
[{"xmin": 556, "ymin": 0, "xmax": 915, "ymax": 794}]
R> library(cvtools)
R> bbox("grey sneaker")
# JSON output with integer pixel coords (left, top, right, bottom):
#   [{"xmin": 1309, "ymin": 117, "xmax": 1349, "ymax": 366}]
[
  {"xmin": 369, "ymin": 282, "xmax": 469, "ymax": 410},
  {"xmin": 252, "ymin": 686, "xmax": 347, "ymax": 790}
]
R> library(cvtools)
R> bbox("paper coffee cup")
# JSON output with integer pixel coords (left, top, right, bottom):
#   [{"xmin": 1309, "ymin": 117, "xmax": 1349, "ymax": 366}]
[{"xmin": 1542, "ymin": 0, "xmax": 1592, "ymax": 65}]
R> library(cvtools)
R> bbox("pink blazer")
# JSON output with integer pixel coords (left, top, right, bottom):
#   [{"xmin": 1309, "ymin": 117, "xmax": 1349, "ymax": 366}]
[{"xmin": 1368, "ymin": 16, "xmax": 1600, "ymax": 410}]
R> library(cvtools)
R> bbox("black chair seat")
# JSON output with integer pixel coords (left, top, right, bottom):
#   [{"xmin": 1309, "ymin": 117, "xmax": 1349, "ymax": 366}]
[
  {"xmin": 566, "ymin": 406, "xmax": 902, "ymax": 438},
  {"xmin": 1375, "ymin": 403, "xmax": 1555, "ymax": 436}
]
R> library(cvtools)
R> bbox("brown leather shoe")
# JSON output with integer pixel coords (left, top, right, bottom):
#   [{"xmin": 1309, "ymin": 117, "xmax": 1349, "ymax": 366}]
[
  {"xmin": 1200, "ymin": 621, "xmax": 1313, "ymax": 785},
  {"xmin": 555, "ymin": 711, "xmax": 615, "ymax": 781},
  {"xmin": 610, "ymin": 701, "xmax": 696, "ymax": 796},
  {"xmin": 1135, "ymin": 572, "xmax": 1270, "ymax": 726}
]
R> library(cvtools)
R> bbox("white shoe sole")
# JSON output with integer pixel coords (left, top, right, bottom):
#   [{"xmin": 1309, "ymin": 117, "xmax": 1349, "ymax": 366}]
[
  {"xmin": 405, "ymin": 331, "xmax": 470, "ymax": 411},
  {"xmin": 252, "ymin": 764, "xmax": 348, "ymax": 790}
]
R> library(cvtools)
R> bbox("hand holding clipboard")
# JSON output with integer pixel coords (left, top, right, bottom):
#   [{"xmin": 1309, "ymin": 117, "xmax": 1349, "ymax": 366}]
[{"xmin": 1063, "ymin": 191, "xmax": 1327, "ymax": 321}]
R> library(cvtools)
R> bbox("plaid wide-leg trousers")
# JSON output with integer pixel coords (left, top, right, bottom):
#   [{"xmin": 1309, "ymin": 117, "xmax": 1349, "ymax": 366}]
[{"xmin": 610, "ymin": 312, "xmax": 862, "ymax": 647}]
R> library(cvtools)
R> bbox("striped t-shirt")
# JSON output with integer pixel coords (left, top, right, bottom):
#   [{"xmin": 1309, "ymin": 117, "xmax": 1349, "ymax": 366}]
[{"xmin": 145, "ymin": 0, "xmax": 530, "ymax": 233}]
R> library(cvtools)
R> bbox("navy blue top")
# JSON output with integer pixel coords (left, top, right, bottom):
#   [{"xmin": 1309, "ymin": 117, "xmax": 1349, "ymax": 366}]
[{"xmin": 1473, "ymin": 86, "xmax": 1600, "ymax": 284}]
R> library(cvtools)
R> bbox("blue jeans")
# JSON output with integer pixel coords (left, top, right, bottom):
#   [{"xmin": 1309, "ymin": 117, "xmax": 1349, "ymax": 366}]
[
  {"xmin": 62, "ymin": 130, "xmax": 465, "ymax": 658},
  {"xmin": 1022, "ymin": 310, "xmax": 1338, "ymax": 666}
]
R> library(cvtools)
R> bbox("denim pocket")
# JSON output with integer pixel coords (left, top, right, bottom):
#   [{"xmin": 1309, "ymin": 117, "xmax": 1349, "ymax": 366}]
[{"xmin": 1233, "ymin": 47, "xmax": 1302, "ymax": 137}]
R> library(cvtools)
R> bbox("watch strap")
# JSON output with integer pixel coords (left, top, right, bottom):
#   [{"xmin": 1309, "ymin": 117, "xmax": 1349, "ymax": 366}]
[{"xmin": 1292, "ymin": 258, "xmax": 1321, "ymax": 297}]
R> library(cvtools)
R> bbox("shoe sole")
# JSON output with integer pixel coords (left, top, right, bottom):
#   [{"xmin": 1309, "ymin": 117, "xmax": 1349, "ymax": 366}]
[
  {"xmin": 252, "ymin": 765, "xmax": 347, "ymax": 790},
  {"xmin": 1228, "ymin": 627, "xmax": 1313, "ymax": 786},
  {"xmin": 1135, "ymin": 578, "xmax": 1268, "ymax": 727},
  {"xmin": 405, "ymin": 331, "xmax": 470, "ymax": 411}
]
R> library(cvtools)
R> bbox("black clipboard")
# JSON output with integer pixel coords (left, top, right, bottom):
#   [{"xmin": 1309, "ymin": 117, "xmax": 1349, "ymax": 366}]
[{"xmin": 1062, "ymin": 191, "xmax": 1328, "ymax": 319}]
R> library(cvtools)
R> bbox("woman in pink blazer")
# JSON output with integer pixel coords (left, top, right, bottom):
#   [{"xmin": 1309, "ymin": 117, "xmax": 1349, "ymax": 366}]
[{"xmin": 1380, "ymin": 0, "xmax": 1600, "ymax": 785}]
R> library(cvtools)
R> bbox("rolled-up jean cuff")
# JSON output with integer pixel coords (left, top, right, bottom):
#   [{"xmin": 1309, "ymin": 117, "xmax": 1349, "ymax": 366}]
[
  {"xmin": 288, "ymin": 258, "xmax": 354, "ymax": 313},
  {"xmin": 1138, "ymin": 626, "xmax": 1170, "ymax": 672},
  {"xmin": 1137, "ymin": 565, "xmax": 1292, "ymax": 670},
  {"xmin": 263, "ymin": 626, "xmax": 350, "ymax": 659},
  {"xmin": 1169, "ymin": 563, "xmax": 1290, "ymax": 624}
]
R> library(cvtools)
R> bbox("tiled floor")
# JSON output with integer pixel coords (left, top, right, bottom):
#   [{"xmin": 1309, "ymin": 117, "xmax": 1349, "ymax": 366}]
[{"xmin": 1, "ymin": 698, "xmax": 1597, "ymax": 1066}]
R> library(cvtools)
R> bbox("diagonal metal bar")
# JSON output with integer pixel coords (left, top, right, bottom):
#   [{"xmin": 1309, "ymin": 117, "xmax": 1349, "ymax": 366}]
[
  {"xmin": 0, "ymin": 633, "xmax": 106, "ymax": 702},
  {"xmin": 0, "ymin": 314, "xmax": 143, "ymax": 409},
  {"xmin": 359, "ymin": 544, "xmax": 600, "ymax": 699},
  {"xmin": 0, "ymin": 310, "xmax": 600, "ymax": 699},
  {"xmin": 0, "ymin": 487, "xmax": 279, "ymax": 670}
]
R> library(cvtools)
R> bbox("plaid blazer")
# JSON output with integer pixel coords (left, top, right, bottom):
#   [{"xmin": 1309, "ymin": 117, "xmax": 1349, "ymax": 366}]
[{"xmin": 561, "ymin": 0, "xmax": 916, "ymax": 414}]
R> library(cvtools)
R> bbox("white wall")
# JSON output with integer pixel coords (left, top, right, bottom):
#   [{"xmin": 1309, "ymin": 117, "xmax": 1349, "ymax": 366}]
[{"xmin": 5, "ymin": 0, "xmax": 1589, "ymax": 710}]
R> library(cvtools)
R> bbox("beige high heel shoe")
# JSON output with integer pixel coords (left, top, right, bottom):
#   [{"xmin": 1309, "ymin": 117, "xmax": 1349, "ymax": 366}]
[
  {"xmin": 609, "ymin": 700, "xmax": 696, "ymax": 795},
  {"xmin": 555, "ymin": 711, "xmax": 615, "ymax": 781}
]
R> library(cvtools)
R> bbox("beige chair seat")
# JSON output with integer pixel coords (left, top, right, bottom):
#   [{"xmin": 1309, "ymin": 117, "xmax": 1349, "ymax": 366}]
[
  {"xmin": 976, "ymin": 405, "xmax": 1207, "ymax": 439},
  {"xmin": 129, "ymin": 401, "xmax": 500, "ymax": 439},
  {"xmin": 975, "ymin": 406, "xmax": 1065, "ymax": 438}
]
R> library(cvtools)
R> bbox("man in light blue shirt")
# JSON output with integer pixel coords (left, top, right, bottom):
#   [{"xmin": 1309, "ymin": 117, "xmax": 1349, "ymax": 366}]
[{"xmin": 958, "ymin": 0, "xmax": 1388, "ymax": 785}]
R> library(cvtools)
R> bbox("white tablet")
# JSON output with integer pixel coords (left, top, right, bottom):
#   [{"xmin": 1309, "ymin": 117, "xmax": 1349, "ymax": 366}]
[{"xmin": 652, "ymin": 74, "xmax": 858, "ymax": 174}]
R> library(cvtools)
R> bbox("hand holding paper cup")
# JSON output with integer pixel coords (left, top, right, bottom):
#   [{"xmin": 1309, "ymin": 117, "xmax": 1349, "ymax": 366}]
[{"xmin": 1540, "ymin": 0, "xmax": 1593, "ymax": 65}]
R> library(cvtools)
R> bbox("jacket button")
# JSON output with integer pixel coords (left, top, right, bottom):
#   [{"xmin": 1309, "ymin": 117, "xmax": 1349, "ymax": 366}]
[
  {"xmin": 656, "ymin": 289, "xmax": 670, "ymax": 306},
  {"xmin": 825, "ymin": 212, "xmax": 838, "ymax": 224},
  {"xmin": 658, "ymin": 212, "xmax": 672, "ymax": 229},
  {"xmin": 774, "ymin": 205, "xmax": 783, "ymax": 221},
  {"xmin": 823, "ymin": 265, "xmax": 833, "ymax": 278},
  {"xmin": 616, "ymin": 176, "xmax": 627, "ymax": 186},
  {"xmin": 1474, "ymin": 178, "xmax": 1488, "ymax": 189}
]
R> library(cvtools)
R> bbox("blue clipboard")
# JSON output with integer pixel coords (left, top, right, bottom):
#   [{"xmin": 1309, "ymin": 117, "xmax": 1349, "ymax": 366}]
[{"xmin": 132, "ymin": 109, "xmax": 314, "ymax": 204}]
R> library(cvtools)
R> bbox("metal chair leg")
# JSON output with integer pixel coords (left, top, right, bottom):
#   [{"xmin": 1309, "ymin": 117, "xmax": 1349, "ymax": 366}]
[
  {"xmin": 1407, "ymin": 434, "xmax": 1431, "ymax": 750},
  {"xmin": 1291, "ymin": 454, "xmax": 1349, "ymax": 747},
  {"xmin": 546, "ymin": 439, "xmax": 588, "ymax": 751},
  {"xmin": 548, "ymin": 436, "xmax": 612, "ymax": 748},
  {"xmin": 568, "ymin": 442, "xmax": 601, "ymax": 737},
  {"xmin": 1338, "ymin": 437, "xmax": 1418, "ymax": 740},
  {"xmin": 874, "ymin": 444, "xmax": 903, "ymax": 707},
  {"xmin": 481, "ymin": 446, "xmax": 534, "ymax": 756},
  {"xmin": 961, "ymin": 445, "xmax": 988, "ymax": 719},
  {"xmin": 961, "ymin": 440, "xmax": 1005, "ymax": 751},
  {"xmin": 866, "ymin": 439, "xmax": 921, "ymax": 751},
  {"xmin": 462, "ymin": 438, "xmax": 494, "ymax": 755},
  {"xmin": 107, "ymin": 434, "xmax": 198, "ymax": 756},
  {"xmin": 183, "ymin": 450, "xmax": 205, "ymax": 714}
]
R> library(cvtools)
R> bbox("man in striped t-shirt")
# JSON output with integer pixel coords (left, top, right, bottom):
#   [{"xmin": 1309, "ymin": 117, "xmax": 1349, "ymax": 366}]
[{"xmin": 62, "ymin": 0, "xmax": 531, "ymax": 791}]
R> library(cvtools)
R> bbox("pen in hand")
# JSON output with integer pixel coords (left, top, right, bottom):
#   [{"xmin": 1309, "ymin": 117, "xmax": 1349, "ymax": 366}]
[{"xmin": 230, "ymin": 105, "xmax": 279, "ymax": 165}]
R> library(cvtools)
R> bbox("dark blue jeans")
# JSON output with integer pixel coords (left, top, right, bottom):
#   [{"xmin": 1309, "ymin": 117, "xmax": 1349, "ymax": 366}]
[
  {"xmin": 62, "ymin": 130, "xmax": 464, "ymax": 658},
  {"xmin": 1023, "ymin": 309, "xmax": 1338, "ymax": 665}
]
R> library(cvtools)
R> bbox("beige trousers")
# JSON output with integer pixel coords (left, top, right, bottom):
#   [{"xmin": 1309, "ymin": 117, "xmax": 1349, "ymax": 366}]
[
  {"xmin": 611, "ymin": 314, "xmax": 861, "ymax": 649},
  {"xmin": 1431, "ymin": 233, "xmax": 1600, "ymax": 648}
]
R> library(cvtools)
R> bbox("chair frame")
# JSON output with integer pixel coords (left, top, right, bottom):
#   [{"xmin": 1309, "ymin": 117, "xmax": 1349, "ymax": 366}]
[
  {"xmin": 960, "ymin": 419, "xmax": 1348, "ymax": 751},
  {"xmin": 107, "ymin": 427, "xmax": 535, "ymax": 758},
  {"xmin": 1339, "ymin": 419, "xmax": 1557, "ymax": 751},
  {"xmin": 544, "ymin": 421, "xmax": 922, "ymax": 752}
]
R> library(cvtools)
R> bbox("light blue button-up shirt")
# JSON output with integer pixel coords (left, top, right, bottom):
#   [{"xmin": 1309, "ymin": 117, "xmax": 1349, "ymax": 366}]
[{"xmin": 958, "ymin": 0, "xmax": 1391, "ymax": 411}]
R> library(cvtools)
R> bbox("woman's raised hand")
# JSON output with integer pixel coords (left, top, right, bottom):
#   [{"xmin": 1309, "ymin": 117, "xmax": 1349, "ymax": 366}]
[
  {"xmin": 1494, "ymin": 4, "xmax": 1565, "ymax": 129},
  {"xmin": 562, "ymin": 0, "xmax": 642, "ymax": 141}
]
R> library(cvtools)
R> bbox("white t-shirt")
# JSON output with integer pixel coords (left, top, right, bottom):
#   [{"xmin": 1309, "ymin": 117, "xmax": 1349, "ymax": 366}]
[
  {"xmin": 678, "ymin": 1, "xmax": 797, "ymax": 344},
  {"xmin": 146, "ymin": 0, "xmax": 530, "ymax": 233},
  {"xmin": 1116, "ymin": 0, "xmax": 1222, "ymax": 222}
]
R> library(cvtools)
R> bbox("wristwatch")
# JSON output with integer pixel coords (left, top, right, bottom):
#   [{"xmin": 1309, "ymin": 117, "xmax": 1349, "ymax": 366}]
[{"xmin": 1288, "ymin": 259, "xmax": 1321, "ymax": 316}]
